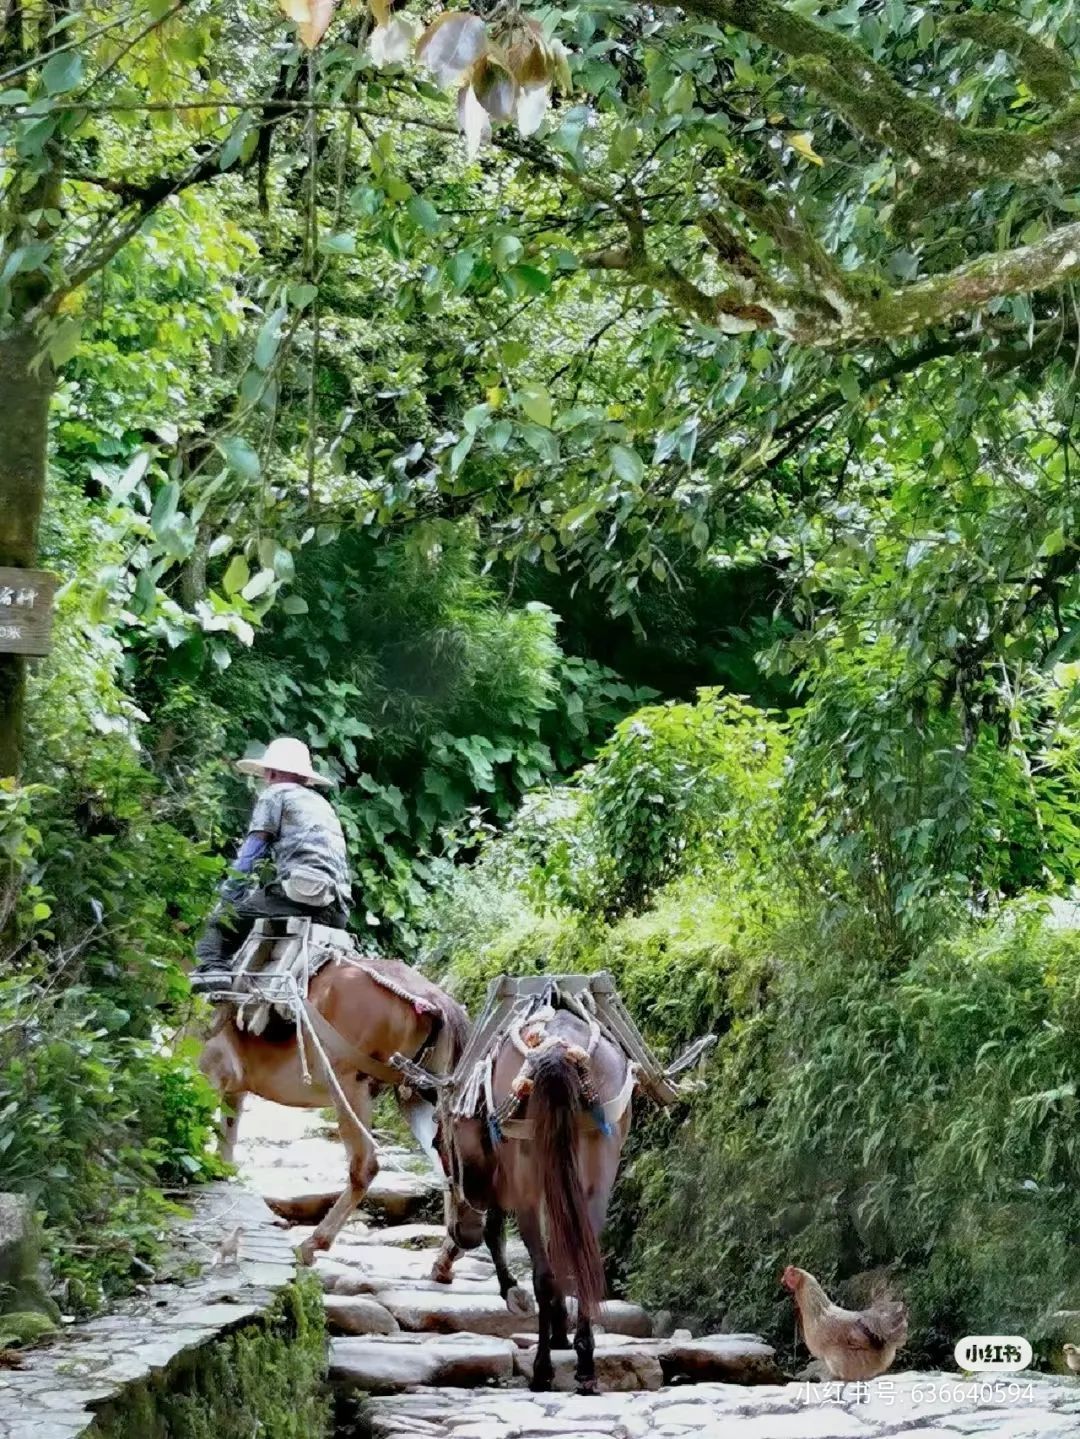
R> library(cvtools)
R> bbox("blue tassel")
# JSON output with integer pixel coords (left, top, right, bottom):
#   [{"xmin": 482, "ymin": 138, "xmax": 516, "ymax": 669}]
[
  {"xmin": 590, "ymin": 1103, "xmax": 613, "ymax": 1137},
  {"xmin": 487, "ymin": 1112, "xmax": 504, "ymax": 1147}
]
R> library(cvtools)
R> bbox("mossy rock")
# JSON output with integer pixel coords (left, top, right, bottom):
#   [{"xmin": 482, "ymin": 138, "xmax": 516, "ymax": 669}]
[
  {"xmin": 0, "ymin": 1193, "xmax": 61, "ymax": 1324},
  {"xmin": 87, "ymin": 1272, "xmax": 330, "ymax": 1439},
  {"xmin": 0, "ymin": 1310, "xmax": 57, "ymax": 1348}
]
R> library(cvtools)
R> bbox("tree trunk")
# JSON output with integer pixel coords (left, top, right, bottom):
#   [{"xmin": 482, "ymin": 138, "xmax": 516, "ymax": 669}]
[{"xmin": 0, "ymin": 326, "xmax": 53, "ymax": 777}]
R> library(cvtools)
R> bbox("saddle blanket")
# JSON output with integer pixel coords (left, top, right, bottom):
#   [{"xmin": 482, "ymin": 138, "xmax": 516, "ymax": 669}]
[{"xmin": 227, "ymin": 918, "xmax": 438, "ymax": 1037}]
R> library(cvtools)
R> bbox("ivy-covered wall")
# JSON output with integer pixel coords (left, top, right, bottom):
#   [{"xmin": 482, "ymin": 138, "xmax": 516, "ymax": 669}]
[{"xmin": 86, "ymin": 1274, "xmax": 329, "ymax": 1439}]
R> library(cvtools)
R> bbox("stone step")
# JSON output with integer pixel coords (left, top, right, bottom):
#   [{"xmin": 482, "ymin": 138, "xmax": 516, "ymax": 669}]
[
  {"xmin": 367, "ymin": 1288, "xmax": 656, "ymax": 1340},
  {"xmin": 323, "ymin": 1294, "xmax": 400, "ymax": 1335},
  {"xmin": 514, "ymin": 1342, "xmax": 664, "ymax": 1392},
  {"xmin": 316, "ymin": 1243, "xmax": 496, "ymax": 1295},
  {"xmin": 329, "ymin": 1334, "xmax": 516, "ymax": 1393},
  {"xmin": 509, "ymin": 1330, "xmax": 783, "ymax": 1389}
]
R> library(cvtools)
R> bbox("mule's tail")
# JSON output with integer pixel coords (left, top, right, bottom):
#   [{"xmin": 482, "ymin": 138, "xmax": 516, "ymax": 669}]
[{"xmin": 529, "ymin": 1046, "xmax": 605, "ymax": 1318}]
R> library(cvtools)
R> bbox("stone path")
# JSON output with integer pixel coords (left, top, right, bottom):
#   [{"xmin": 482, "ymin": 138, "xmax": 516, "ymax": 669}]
[
  {"xmin": 0, "ymin": 1183, "xmax": 297, "ymax": 1439},
  {"xmin": 235, "ymin": 1099, "xmax": 1080, "ymax": 1439}
]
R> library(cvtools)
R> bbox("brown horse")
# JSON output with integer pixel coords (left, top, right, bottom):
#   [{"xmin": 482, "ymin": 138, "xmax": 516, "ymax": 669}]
[
  {"xmin": 436, "ymin": 1007, "xmax": 633, "ymax": 1394},
  {"xmin": 199, "ymin": 954, "xmax": 469, "ymax": 1268}
]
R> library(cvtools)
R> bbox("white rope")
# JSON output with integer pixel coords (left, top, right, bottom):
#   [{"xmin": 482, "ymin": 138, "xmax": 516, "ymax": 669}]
[{"xmin": 293, "ymin": 998, "xmax": 378, "ymax": 1150}]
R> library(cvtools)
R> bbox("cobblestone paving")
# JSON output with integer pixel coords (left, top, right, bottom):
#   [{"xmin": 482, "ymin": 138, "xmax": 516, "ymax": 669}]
[{"xmin": 235, "ymin": 1099, "xmax": 1080, "ymax": 1439}]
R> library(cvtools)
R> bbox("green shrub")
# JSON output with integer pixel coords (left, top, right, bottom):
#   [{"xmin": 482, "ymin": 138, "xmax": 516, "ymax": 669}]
[{"xmin": 87, "ymin": 1272, "xmax": 329, "ymax": 1439}]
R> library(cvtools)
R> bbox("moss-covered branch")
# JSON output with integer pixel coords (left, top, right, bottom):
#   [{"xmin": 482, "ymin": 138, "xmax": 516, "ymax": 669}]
[
  {"xmin": 940, "ymin": 13, "xmax": 1073, "ymax": 105},
  {"xmin": 587, "ymin": 210, "xmax": 1080, "ymax": 348},
  {"xmin": 683, "ymin": 0, "xmax": 1080, "ymax": 200}
]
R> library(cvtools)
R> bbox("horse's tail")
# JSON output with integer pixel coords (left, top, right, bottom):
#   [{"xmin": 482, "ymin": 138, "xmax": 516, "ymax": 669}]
[{"xmin": 530, "ymin": 1045, "xmax": 605, "ymax": 1319}]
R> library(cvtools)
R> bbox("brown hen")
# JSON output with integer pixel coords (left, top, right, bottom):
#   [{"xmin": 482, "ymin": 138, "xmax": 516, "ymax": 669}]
[{"xmin": 782, "ymin": 1265, "xmax": 908, "ymax": 1382}]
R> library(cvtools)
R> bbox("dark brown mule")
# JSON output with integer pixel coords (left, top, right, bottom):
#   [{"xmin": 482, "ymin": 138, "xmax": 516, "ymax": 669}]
[
  {"xmin": 437, "ymin": 1009, "xmax": 633, "ymax": 1394},
  {"xmin": 199, "ymin": 956, "xmax": 469, "ymax": 1269}
]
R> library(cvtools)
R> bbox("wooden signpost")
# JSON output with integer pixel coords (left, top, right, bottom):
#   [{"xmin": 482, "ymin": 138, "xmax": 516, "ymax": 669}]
[{"xmin": 0, "ymin": 568, "xmax": 59, "ymax": 657}]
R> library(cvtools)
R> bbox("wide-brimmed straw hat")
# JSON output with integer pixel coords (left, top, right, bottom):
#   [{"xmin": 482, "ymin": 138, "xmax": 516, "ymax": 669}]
[{"xmin": 236, "ymin": 736, "xmax": 333, "ymax": 787}]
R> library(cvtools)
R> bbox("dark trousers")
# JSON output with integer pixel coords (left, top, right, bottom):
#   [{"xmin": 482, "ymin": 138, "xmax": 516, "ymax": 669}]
[{"xmin": 194, "ymin": 883, "xmax": 349, "ymax": 969}]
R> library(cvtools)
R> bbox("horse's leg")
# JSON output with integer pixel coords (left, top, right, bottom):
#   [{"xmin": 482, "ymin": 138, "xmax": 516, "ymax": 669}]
[
  {"xmin": 298, "ymin": 1075, "xmax": 377, "ymax": 1265},
  {"xmin": 219, "ymin": 1090, "xmax": 246, "ymax": 1165},
  {"xmin": 519, "ymin": 1206, "xmax": 562, "ymax": 1392},
  {"xmin": 573, "ymin": 1313, "xmax": 597, "ymax": 1396},
  {"xmin": 573, "ymin": 1155, "xmax": 619, "ymax": 1396}
]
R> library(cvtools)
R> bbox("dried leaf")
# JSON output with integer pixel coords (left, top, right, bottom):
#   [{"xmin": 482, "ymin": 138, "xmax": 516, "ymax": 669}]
[
  {"xmin": 457, "ymin": 84, "xmax": 492, "ymax": 158},
  {"xmin": 370, "ymin": 0, "xmax": 390, "ymax": 24},
  {"xmin": 418, "ymin": 12, "xmax": 488, "ymax": 90},
  {"xmin": 515, "ymin": 81, "xmax": 550, "ymax": 137},
  {"xmin": 505, "ymin": 30, "xmax": 549, "ymax": 86},
  {"xmin": 278, "ymin": 0, "xmax": 310, "ymax": 21},
  {"xmin": 296, "ymin": 0, "xmax": 335, "ymax": 47},
  {"xmin": 789, "ymin": 131, "xmax": 823, "ymax": 165},
  {"xmin": 474, "ymin": 57, "xmax": 518, "ymax": 122},
  {"xmin": 369, "ymin": 13, "xmax": 420, "ymax": 66}
]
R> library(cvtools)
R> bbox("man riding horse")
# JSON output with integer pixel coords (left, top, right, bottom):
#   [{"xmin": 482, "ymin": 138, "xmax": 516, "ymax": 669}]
[{"xmin": 190, "ymin": 736, "xmax": 352, "ymax": 992}]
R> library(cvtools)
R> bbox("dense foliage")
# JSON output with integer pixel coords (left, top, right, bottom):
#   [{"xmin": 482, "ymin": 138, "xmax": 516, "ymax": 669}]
[
  {"xmin": 424, "ymin": 688, "xmax": 1080, "ymax": 1363},
  {"xmin": 6, "ymin": 0, "xmax": 1080, "ymax": 1366}
]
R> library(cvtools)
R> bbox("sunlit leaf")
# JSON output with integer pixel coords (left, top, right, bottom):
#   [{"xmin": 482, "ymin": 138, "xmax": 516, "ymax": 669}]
[
  {"xmin": 515, "ymin": 82, "xmax": 550, "ymax": 138},
  {"xmin": 789, "ymin": 131, "xmax": 823, "ymax": 165},
  {"xmin": 418, "ymin": 12, "xmax": 488, "ymax": 90},
  {"xmin": 519, "ymin": 383, "xmax": 552, "ymax": 428},
  {"xmin": 369, "ymin": 15, "xmax": 420, "ymax": 66},
  {"xmin": 297, "ymin": 0, "xmax": 336, "ymax": 48},
  {"xmin": 222, "ymin": 554, "xmax": 250, "ymax": 596},
  {"xmin": 457, "ymin": 84, "xmax": 492, "ymax": 159},
  {"xmin": 474, "ymin": 57, "xmax": 518, "ymax": 122}
]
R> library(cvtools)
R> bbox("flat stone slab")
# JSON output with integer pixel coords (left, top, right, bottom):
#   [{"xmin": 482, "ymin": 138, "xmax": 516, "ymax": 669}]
[
  {"xmin": 373, "ymin": 1288, "xmax": 533, "ymax": 1338},
  {"xmin": 317, "ymin": 1245, "xmax": 497, "ymax": 1296},
  {"xmin": 323, "ymin": 1294, "xmax": 400, "ymax": 1335},
  {"xmin": 514, "ymin": 1343, "xmax": 664, "ymax": 1392},
  {"xmin": 659, "ymin": 1333, "xmax": 784, "ymax": 1385},
  {"xmin": 362, "ymin": 1374, "xmax": 1080, "ymax": 1438},
  {"xmin": 330, "ymin": 1333, "xmax": 516, "ymax": 1392}
]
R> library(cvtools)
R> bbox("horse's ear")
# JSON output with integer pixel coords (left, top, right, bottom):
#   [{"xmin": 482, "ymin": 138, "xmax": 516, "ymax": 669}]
[{"xmin": 391, "ymin": 1052, "xmax": 446, "ymax": 1089}]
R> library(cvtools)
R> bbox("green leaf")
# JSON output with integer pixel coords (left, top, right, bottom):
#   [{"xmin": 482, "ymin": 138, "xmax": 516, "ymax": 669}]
[
  {"xmin": 448, "ymin": 250, "xmax": 476, "ymax": 290},
  {"xmin": 222, "ymin": 554, "xmax": 250, "ymax": 596},
  {"xmin": 254, "ymin": 307, "xmax": 286, "ymax": 371},
  {"xmin": 509, "ymin": 264, "xmax": 550, "ymax": 295},
  {"xmin": 610, "ymin": 444, "xmax": 644, "ymax": 485},
  {"xmin": 41, "ymin": 50, "xmax": 84, "ymax": 95},
  {"xmin": 407, "ymin": 197, "xmax": 441, "ymax": 234},
  {"xmin": 46, "ymin": 317, "xmax": 81, "ymax": 367},
  {"xmin": 493, "ymin": 234, "xmax": 524, "ymax": 268},
  {"xmin": 288, "ymin": 282, "xmax": 318, "ymax": 308},
  {"xmin": 218, "ymin": 436, "xmax": 262, "ymax": 480},
  {"xmin": 150, "ymin": 481, "xmax": 179, "ymax": 535},
  {"xmin": 519, "ymin": 384, "xmax": 553, "ymax": 428},
  {"xmin": 450, "ymin": 432, "xmax": 473, "ymax": 474},
  {"xmin": 281, "ymin": 594, "xmax": 309, "ymax": 614},
  {"xmin": 319, "ymin": 232, "xmax": 357, "ymax": 255}
]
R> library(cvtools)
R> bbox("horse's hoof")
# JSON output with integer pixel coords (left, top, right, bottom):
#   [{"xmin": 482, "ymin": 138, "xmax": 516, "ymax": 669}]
[
  {"xmin": 506, "ymin": 1285, "xmax": 535, "ymax": 1317},
  {"xmin": 529, "ymin": 1375, "xmax": 553, "ymax": 1394},
  {"xmin": 576, "ymin": 1379, "xmax": 600, "ymax": 1397},
  {"xmin": 297, "ymin": 1239, "xmax": 320, "ymax": 1266},
  {"xmin": 429, "ymin": 1262, "xmax": 453, "ymax": 1285}
]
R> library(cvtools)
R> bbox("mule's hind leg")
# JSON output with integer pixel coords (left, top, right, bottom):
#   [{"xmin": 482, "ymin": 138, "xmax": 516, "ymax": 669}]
[
  {"xmin": 220, "ymin": 1091, "xmax": 246, "ymax": 1165},
  {"xmin": 298, "ymin": 1075, "xmax": 377, "ymax": 1265},
  {"xmin": 519, "ymin": 1207, "xmax": 566, "ymax": 1391},
  {"xmin": 573, "ymin": 1314, "xmax": 597, "ymax": 1396}
]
